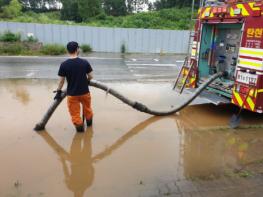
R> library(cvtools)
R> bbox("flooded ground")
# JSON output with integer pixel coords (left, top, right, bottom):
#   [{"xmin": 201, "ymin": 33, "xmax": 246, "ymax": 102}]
[{"xmin": 1, "ymin": 79, "xmax": 263, "ymax": 197}]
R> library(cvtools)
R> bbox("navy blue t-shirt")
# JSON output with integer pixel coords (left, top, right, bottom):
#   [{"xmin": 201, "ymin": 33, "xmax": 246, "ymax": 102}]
[{"xmin": 58, "ymin": 57, "xmax": 93, "ymax": 96}]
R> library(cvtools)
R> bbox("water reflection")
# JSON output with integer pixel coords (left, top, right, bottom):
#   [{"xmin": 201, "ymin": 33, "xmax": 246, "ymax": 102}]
[
  {"xmin": 39, "ymin": 130, "xmax": 94, "ymax": 197},
  {"xmin": 13, "ymin": 87, "xmax": 30, "ymax": 105},
  {"xmin": 38, "ymin": 116, "xmax": 162, "ymax": 196},
  {"xmin": 3, "ymin": 78, "xmax": 263, "ymax": 196},
  {"xmin": 1, "ymin": 80, "xmax": 31, "ymax": 105},
  {"xmin": 38, "ymin": 113, "xmax": 263, "ymax": 194},
  {"xmin": 176, "ymin": 113, "xmax": 263, "ymax": 180},
  {"xmin": 92, "ymin": 116, "xmax": 161, "ymax": 162}
]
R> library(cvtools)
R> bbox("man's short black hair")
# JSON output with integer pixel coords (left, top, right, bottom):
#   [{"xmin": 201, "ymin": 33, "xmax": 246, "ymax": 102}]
[{"xmin": 67, "ymin": 41, "xmax": 79, "ymax": 54}]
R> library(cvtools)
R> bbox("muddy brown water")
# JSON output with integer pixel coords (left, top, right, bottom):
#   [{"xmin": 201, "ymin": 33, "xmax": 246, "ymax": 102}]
[{"xmin": 1, "ymin": 79, "xmax": 263, "ymax": 197}]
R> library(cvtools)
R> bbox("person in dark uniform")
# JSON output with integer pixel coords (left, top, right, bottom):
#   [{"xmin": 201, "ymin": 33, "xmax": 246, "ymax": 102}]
[{"xmin": 54, "ymin": 41, "xmax": 93, "ymax": 132}]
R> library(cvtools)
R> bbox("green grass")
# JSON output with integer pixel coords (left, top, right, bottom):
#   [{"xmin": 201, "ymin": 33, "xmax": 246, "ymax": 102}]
[
  {"xmin": 0, "ymin": 43, "xmax": 25, "ymax": 55},
  {"xmin": 0, "ymin": 8, "xmax": 193, "ymax": 30},
  {"xmin": 5, "ymin": 11, "xmax": 65, "ymax": 24},
  {"xmin": 40, "ymin": 44, "xmax": 66, "ymax": 55},
  {"xmin": 224, "ymin": 169, "xmax": 254, "ymax": 178},
  {"xmin": 0, "ymin": 42, "xmax": 66, "ymax": 56},
  {"xmin": 0, "ymin": 32, "xmax": 66, "ymax": 56},
  {"xmin": 80, "ymin": 44, "xmax": 92, "ymax": 53}
]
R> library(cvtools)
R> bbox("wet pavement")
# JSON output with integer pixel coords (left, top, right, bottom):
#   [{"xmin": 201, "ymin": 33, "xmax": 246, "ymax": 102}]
[
  {"xmin": 0, "ymin": 53, "xmax": 184, "ymax": 81},
  {"xmin": 1, "ymin": 54, "xmax": 263, "ymax": 197}
]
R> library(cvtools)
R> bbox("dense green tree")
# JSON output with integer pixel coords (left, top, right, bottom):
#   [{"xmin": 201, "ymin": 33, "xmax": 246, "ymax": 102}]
[
  {"xmin": 78, "ymin": 0, "xmax": 102, "ymax": 20},
  {"xmin": 0, "ymin": 0, "xmax": 10, "ymax": 8},
  {"xmin": 2, "ymin": 0, "xmax": 22, "ymax": 18},
  {"xmin": 17, "ymin": 0, "xmax": 58, "ymax": 11},
  {"xmin": 60, "ymin": 0, "xmax": 102, "ymax": 22},
  {"xmin": 103, "ymin": 0, "xmax": 127, "ymax": 16},
  {"xmin": 60, "ymin": 0, "xmax": 81, "ymax": 21},
  {"xmin": 20, "ymin": 0, "xmax": 39, "ymax": 10},
  {"xmin": 154, "ymin": 0, "xmax": 199, "ymax": 10},
  {"xmin": 127, "ymin": 0, "xmax": 149, "ymax": 13},
  {"xmin": 148, "ymin": 2, "xmax": 153, "ymax": 11}
]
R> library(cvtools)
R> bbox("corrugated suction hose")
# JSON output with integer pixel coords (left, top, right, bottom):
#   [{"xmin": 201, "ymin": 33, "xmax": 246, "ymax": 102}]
[{"xmin": 34, "ymin": 72, "xmax": 223, "ymax": 131}]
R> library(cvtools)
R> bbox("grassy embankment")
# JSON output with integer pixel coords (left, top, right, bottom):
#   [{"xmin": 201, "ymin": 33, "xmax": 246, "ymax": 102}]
[
  {"xmin": 2, "ymin": 8, "xmax": 192, "ymax": 30},
  {"xmin": 0, "ymin": 8, "xmax": 192, "ymax": 55}
]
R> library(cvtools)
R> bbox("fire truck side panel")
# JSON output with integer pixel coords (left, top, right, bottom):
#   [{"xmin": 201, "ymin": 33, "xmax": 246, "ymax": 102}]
[
  {"xmin": 241, "ymin": 17, "xmax": 263, "ymax": 50},
  {"xmin": 256, "ymin": 76, "xmax": 263, "ymax": 113},
  {"xmin": 232, "ymin": 8, "xmax": 263, "ymax": 113},
  {"xmin": 193, "ymin": 1, "xmax": 263, "ymax": 113}
]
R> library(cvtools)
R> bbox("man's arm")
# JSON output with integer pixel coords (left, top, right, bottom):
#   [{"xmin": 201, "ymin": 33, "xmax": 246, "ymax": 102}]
[
  {"xmin": 87, "ymin": 72, "xmax": 93, "ymax": 81},
  {"xmin": 57, "ymin": 77, "xmax": 65, "ymax": 91},
  {"xmin": 54, "ymin": 77, "xmax": 65, "ymax": 100}
]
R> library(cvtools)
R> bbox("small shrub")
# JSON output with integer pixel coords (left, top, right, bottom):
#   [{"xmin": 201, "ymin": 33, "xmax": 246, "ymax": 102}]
[
  {"xmin": 121, "ymin": 43, "xmax": 126, "ymax": 54},
  {"xmin": 41, "ymin": 44, "xmax": 66, "ymax": 55},
  {"xmin": 94, "ymin": 12, "xmax": 107, "ymax": 20},
  {"xmin": 0, "ymin": 43, "xmax": 25, "ymax": 55},
  {"xmin": 0, "ymin": 31, "xmax": 21, "ymax": 42},
  {"xmin": 25, "ymin": 35, "xmax": 38, "ymax": 43},
  {"xmin": 80, "ymin": 44, "xmax": 92, "ymax": 53}
]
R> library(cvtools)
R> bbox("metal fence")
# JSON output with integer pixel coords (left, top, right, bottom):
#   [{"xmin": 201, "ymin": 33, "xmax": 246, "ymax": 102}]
[{"xmin": 0, "ymin": 21, "xmax": 190, "ymax": 54}]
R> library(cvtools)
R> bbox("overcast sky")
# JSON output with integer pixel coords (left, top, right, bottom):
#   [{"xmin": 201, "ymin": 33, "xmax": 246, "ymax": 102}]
[
  {"xmin": 141, "ymin": 0, "xmax": 157, "ymax": 11},
  {"xmin": 149, "ymin": 0, "xmax": 157, "ymax": 3}
]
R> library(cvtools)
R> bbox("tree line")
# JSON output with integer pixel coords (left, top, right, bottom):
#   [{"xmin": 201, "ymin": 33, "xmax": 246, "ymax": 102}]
[{"xmin": 0, "ymin": 0, "xmax": 195, "ymax": 22}]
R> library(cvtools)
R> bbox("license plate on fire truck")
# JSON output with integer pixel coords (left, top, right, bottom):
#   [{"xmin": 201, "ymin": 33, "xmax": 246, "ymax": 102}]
[{"xmin": 236, "ymin": 71, "xmax": 258, "ymax": 85}]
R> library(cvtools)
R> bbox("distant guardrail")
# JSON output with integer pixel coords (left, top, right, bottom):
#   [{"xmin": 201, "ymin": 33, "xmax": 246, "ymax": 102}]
[{"xmin": 0, "ymin": 21, "xmax": 190, "ymax": 54}]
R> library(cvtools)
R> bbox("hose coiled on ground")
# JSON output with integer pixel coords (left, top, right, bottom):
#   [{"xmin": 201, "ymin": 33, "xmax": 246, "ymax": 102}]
[{"xmin": 34, "ymin": 72, "xmax": 223, "ymax": 131}]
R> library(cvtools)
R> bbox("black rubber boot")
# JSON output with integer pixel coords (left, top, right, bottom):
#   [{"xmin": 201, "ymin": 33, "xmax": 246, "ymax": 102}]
[
  {"xmin": 86, "ymin": 118, "xmax": 93, "ymax": 127},
  {"xmin": 75, "ymin": 124, "xmax": 84, "ymax": 132}
]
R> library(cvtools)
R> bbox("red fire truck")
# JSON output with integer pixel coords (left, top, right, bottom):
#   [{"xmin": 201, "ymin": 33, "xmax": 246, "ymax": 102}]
[{"xmin": 176, "ymin": 0, "xmax": 263, "ymax": 113}]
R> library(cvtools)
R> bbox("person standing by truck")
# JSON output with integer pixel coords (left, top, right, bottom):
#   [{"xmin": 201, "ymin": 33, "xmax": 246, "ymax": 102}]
[{"xmin": 54, "ymin": 41, "xmax": 93, "ymax": 132}]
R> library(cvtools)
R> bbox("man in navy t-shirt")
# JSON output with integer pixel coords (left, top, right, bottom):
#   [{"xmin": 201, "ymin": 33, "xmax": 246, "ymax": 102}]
[{"xmin": 54, "ymin": 41, "xmax": 93, "ymax": 132}]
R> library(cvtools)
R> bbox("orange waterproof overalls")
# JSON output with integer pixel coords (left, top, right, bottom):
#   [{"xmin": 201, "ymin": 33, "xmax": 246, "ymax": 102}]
[
  {"xmin": 67, "ymin": 93, "xmax": 93, "ymax": 126},
  {"xmin": 58, "ymin": 56, "xmax": 93, "ymax": 127}
]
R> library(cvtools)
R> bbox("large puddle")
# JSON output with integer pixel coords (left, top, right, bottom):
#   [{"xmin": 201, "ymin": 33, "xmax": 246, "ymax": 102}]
[{"xmin": 1, "ymin": 79, "xmax": 263, "ymax": 197}]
